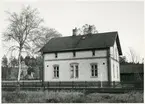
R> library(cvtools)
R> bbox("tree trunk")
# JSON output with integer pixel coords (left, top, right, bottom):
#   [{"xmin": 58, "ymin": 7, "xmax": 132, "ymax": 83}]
[{"xmin": 17, "ymin": 48, "xmax": 22, "ymax": 82}]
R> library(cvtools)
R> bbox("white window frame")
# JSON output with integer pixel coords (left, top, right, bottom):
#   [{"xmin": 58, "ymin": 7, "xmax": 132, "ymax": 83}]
[
  {"xmin": 113, "ymin": 64, "xmax": 115, "ymax": 78},
  {"xmin": 53, "ymin": 65, "xmax": 59, "ymax": 78},
  {"xmin": 73, "ymin": 51, "xmax": 76, "ymax": 57},
  {"xmin": 92, "ymin": 50, "xmax": 95, "ymax": 56},
  {"xmin": 55, "ymin": 53, "xmax": 58, "ymax": 58},
  {"xmin": 70, "ymin": 63, "xmax": 79, "ymax": 78},
  {"xmin": 117, "ymin": 66, "xmax": 119, "ymax": 79},
  {"xmin": 90, "ymin": 63, "xmax": 98, "ymax": 77}
]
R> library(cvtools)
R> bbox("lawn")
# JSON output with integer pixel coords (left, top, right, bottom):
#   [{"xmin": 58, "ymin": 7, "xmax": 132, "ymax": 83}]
[{"xmin": 2, "ymin": 90, "xmax": 143, "ymax": 103}]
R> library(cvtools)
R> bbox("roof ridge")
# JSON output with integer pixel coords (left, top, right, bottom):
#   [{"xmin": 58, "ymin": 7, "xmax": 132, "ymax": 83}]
[{"xmin": 52, "ymin": 31, "xmax": 118, "ymax": 39}]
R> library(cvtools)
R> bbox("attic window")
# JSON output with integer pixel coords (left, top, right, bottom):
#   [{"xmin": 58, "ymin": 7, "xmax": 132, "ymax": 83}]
[
  {"xmin": 73, "ymin": 51, "xmax": 76, "ymax": 57},
  {"xmin": 55, "ymin": 53, "xmax": 57, "ymax": 58},
  {"xmin": 92, "ymin": 50, "xmax": 95, "ymax": 56}
]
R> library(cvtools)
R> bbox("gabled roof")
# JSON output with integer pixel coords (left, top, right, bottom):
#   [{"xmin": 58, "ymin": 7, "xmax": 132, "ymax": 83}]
[
  {"xmin": 120, "ymin": 64, "xmax": 144, "ymax": 73},
  {"xmin": 40, "ymin": 31, "xmax": 122, "ymax": 55}
]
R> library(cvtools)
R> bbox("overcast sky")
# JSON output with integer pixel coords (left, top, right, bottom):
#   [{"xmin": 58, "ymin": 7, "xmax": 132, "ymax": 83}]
[{"xmin": 0, "ymin": 1, "xmax": 144, "ymax": 62}]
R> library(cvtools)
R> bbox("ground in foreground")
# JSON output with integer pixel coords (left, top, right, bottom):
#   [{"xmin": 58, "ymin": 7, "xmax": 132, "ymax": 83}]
[{"xmin": 2, "ymin": 90, "xmax": 143, "ymax": 103}]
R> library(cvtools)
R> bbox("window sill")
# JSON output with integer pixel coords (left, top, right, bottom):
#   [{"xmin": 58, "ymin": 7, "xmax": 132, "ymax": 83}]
[
  {"xmin": 70, "ymin": 77, "xmax": 79, "ymax": 79},
  {"xmin": 53, "ymin": 77, "xmax": 59, "ymax": 79},
  {"xmin": 90, "ymin": 76, "xmax": 98, "ymax": 78}
]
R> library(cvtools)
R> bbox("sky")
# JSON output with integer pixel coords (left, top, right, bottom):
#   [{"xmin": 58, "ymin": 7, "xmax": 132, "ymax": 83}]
[{"xmin": 0, "ymin": 1, "xmax": 144, "ymax": 62}]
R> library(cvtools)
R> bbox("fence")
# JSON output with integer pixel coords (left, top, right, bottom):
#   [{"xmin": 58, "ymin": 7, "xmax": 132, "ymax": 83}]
[{"xmin": 2, "ymin": 80, "xmax": 143, "ymax": 91}]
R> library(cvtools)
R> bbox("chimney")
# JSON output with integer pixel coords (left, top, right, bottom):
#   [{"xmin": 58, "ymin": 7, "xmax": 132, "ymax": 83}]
[
  {"xmin": 88, "ymin": 25, "xmax": 93, "ymax": 34},
  {"xmin": 72, "ymin": 27, "xmax": 77, "ymax": 36}
]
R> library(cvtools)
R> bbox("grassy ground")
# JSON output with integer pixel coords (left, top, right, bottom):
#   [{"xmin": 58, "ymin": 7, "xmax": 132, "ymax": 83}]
[{"xmin": 2, "ymin": 90, "xmax": 143, "ymax": 103}]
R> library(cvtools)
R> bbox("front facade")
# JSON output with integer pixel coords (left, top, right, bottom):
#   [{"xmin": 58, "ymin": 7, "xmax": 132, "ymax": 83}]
[{"xmin": 41, "ymin": 31, "xmax": 122, "ymax": 84}]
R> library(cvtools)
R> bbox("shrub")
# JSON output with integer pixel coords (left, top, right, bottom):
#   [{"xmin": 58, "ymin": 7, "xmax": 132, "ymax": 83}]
[
  {"xmin": 45, "ymin": 90, "xmax": 85, "ymax": 103},
  {"xmin": 108, "ymin": 91, "xmax": 143, "ymax": 103}
]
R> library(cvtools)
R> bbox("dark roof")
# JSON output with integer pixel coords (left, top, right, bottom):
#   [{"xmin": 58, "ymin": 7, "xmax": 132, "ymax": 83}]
[
  {"xmin": 120, "ymin": 64, "xmax": 144, "ymax": 74},
  {"xmin": 40, "ymin": 31, "xmax": 122, "ymax": 55}
]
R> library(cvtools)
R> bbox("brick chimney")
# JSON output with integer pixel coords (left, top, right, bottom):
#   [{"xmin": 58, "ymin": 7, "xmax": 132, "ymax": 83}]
[
  {"xmin": 88, "ymin": 25, "xmax": 93, "ymax": 34},
  {"xmin": 72, "ymin": 27, "xmax": 78, "ymax": 36}
]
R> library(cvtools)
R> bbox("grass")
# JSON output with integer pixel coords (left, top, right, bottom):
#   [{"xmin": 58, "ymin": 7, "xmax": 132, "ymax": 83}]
[{"xmin": 2, "ymin": 90, "xmax": 143, "ymax": 103}]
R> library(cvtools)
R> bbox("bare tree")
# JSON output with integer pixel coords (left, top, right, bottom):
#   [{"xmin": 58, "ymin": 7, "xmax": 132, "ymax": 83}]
[
  {"xmin": 27, "ymin": 26, "xmax": 62, "ymax": 55},
  {"xmin": 78, "ymin": 24, "xmax": 98, "ymax": 35},
  {"xmin": 129, "ymin": 48, "xmax": 140, "ymax": 63},
  {"xmin": 2, "ymin": 6, "xmax": 43, "ymax": 82}
]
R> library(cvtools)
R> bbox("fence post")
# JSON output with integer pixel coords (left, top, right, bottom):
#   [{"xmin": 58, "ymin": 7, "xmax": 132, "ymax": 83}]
[
  {"xmin": 72, "ymin": 81, "xmax": 73, "ymax": 89},
  {"xmin": 47, "ymin": 82, "xmax": 49, "ymax": 90},
  {"xmin": 98, "ymin": 81, "xmax": 100, "ymax": 88},
  {"xmin": 85, "ymin": 81, "xmax": 87, "ymax": 89},
  {"xmin": 41, "ymin": 82, "xmax": 45, "ymax": 90},
  {"xmin": 113, "ymin": 81, "xmax": 115, "ymax": 88},
  {"xmin": 59, "ymin": 81, "xmax": 61, "ymax": 89},
  {"xmin": 22, "ymin": 81, "xmax": 24, "ymax": 87},
  {"xmin": 35, "ymin": 82, "xmax": 37, "ymax": 88}
]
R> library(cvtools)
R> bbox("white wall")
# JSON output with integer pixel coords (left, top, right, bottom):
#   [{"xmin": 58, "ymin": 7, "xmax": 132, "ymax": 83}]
[
  {"xmin": 44, "ymin": 50, "xmax": 108, "ymax": 82},
  {"xmin": 110, "ymin": 59, "xmax": 120, "ymax": 81},
  {"xmin": 110, "ymin": 41, "xmax": 120, "ymax": 81},
  {"xmin": 110, "ymin": 41, "xmax": 119, "ymax": 61},
  {"xmin": 44, "ymin": 58, "xmax": 108, "ymax": 81},
  {"xmin": 44, "ymin": 50, "xmax": 107, "ymax": 60}
]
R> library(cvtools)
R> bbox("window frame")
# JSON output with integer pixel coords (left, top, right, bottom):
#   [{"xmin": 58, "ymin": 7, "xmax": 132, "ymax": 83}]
[
  {"xmin": 90, "ymin": 63, "xmax": 98, "ymax": 78},
  {"xmin": 70, "ymin": 65, "xmax": 74, "ymax": 78},
  {"xmin": 73, "ymin": 51, "xmax": 76, "ymax": 57},
  {"xmin": 92, "ymin": 50, "xmax": 95, "ymax": 56},
  {"xmin": 53, "ymin": 64, "xmax": 59, "ymax": 78},
  {"xmin": 117, "ymin": 66, "xmax": 119, "ymax": 79},
  {"xmin": 113, "ymin": 64, "xmax": 115, "ymax": 78},
  {"xmin": 55, "ymin": 53, "xmax": 58, "ymax": 58},
  {"xmin": 70, "ymin": 63, "xmax": 79, "ymax": 78},
  {"xmin": 75, "ymin": 65, "xmax": 79, "ymax": 78}
]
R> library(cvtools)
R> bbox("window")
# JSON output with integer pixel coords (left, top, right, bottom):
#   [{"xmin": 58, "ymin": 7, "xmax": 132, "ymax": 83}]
[
  {"xmin": 115, "ymin": 48, "xmax": 117, "ymax": 59},
  {"xmin": 91, "ymin": 64, "xmax": 98, "ymax": 77},
  {"xmin": 53, "ymin": 65, "xmax": 59, "ymax": 78},
  {"xmin": 73, "ymin": 51, "xmax": 76, "ymax": 57},
  {"xmin": 70, "ymin": 65, "xmax": 74, "ymax": 78},
  {"xmin": 92, "ymin": 50, "xmax": 95, "ymax": 56},
  {"xmin": 113, "ymin": 64, "xmax": 115, "ymax": 78},
  {"xmin": 75, "ymin": 65, "xmax": 79, "ymax": 78},
  {"xmin": 55, "ymin": 53, "xmax": 57, "ymax": 58},
  {"xmin": 70, "ymin": 63, "xmax": 79, "ymax": 78},
  {"xmin": 117, "ymin": 66, "xmax": 119, "ymax": 78}
]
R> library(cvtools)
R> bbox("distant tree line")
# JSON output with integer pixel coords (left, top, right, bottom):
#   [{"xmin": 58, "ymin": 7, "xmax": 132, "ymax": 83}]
[{"xmin": 1, "ymin": 55, "xmax": 43, "ymax": 80}]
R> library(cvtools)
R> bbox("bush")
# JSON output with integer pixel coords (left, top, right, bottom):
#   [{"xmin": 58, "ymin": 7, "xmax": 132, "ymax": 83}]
[
  {"xmin": 45, "ymin": 90, "xmax": 85, "ymax": 103},
  {"xmin": 2, "ymin": 91, "xmax": 45, "ymax": 103},
  {"xmin": 108, "ymin": 91, "xmax": 143, "ymax": 103}
]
